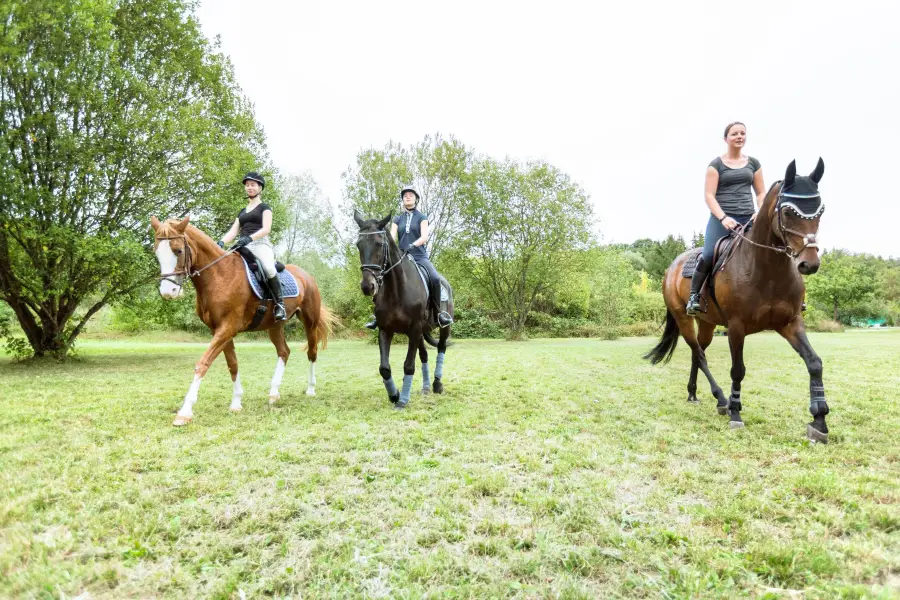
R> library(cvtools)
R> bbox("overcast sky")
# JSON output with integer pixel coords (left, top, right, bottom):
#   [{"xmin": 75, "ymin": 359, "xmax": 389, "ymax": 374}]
[{"xmin": 196, "ymin": 0, "xmax": 899, "ymax": 258}]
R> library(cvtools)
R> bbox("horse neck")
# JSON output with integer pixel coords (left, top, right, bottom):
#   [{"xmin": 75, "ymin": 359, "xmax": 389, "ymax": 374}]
[
  {"xmin": 184, "ymin": 225, "xmax": 225, "ymax": 291},
  {"xmin": 377, "ymin": 237, "xmax": 408, "ymax": 300},
  {"xmin": 744, "ymin": 184, "xmax": 794, "ymax": 276}
]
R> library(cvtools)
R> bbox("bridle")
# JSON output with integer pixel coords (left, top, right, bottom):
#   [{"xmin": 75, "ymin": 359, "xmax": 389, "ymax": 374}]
[
  {"xmin": 732, "ymin": 181, "xmax": 824, "ymax": 259},
  {"xmin": 155, "ymin": 233, "xmax": 236, "ymax": 287},
  {"xmin": 357, "ymin": 229, "xmax": 407, "ymax": 294}
]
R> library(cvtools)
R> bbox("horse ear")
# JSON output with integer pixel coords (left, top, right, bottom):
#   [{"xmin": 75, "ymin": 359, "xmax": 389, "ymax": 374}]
[
  {"xmin": 377, "ymin": 212, "xmax": 392, "ymax": 230},
  {"xmin": 809, "ymin": 157, "xmax": 825, "ymax": 184},
  {"xmin": 175, "ymin": 215, "xmax": 190, "ymax": 233},
  {"xmin": 353, "ymin": 209, "xmax": 365, "ymax": 228},
  {"xmin": 784, "ymin": 160, "xmax": 797, "ymax": 187},
  {"xmin": 150, "ymin": 216, "xmax": 161, "ymax": 232}
]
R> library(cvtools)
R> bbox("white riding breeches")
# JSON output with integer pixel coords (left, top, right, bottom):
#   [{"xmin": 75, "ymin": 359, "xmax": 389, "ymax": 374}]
[{"xmin": 246, "ymin": 239, "xmax": 277, "ymax": 278}]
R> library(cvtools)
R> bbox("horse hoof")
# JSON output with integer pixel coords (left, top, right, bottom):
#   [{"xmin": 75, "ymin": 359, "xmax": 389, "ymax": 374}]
[
  {"xmin": 729, "ymin": 420, "xmax": 745, "ymax": 430},
  {"xmin": 173, "ymin": 416, "xmax": 192, "ymax": 426},
  {"xmin": 388, "ymin": 393, "xmax": 400, "ymax": 404},
  {"xmin": 269, "ymin": 394, "xmax": 280, "ymax": 406},
  {"xmin": 422, "ymin": 387, "xmax": 432, "ymax": 395},
  {"xmin": 716, "ymin": 406, "xmax": 728, "ymax": 416},
  {"xmin": 393, "ymin": 402, "xmax": 407, "ymax": 410},
  {"xmin": 687, "ymin": 396, "xmax": 699, "ymax": 404},
  {"xmin": 229, "ymin": 406, "xmax": 242, "ymax": 413},
  {"xmin": 433, "ymin": 380, "xmax": 444, "ymax": 395},
  {"xmin": 305, "ymin": 388, "xmax": 316, "ymax": 397},
  {"xmin": 807, "ymin": 424, "xmax": 829, "ymax": 444}
]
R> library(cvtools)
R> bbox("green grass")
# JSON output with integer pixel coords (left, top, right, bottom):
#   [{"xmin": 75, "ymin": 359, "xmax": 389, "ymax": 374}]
[{"xmin": 1, "ymin": 331, "xmax": 899, "ymax": 598}]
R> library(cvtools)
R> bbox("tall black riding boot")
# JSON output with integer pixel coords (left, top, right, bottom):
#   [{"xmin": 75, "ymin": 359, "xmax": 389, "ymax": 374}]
[
  {"xmin": 268, "ymin": 275, "xmax": 287, "ymax": 321},
  {"xmin": 429, "ymin": 279, "xmax": 452, "ymax": 327},
  {"xmin": 686, "ymin": 257, "xmax": 710, "ymax": 316}
]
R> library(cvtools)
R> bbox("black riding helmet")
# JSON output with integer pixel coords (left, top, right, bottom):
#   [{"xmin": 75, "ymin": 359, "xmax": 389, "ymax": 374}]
[{"xmin": 242, "ymin": 171, "xmax": 265, "ymax": 189}]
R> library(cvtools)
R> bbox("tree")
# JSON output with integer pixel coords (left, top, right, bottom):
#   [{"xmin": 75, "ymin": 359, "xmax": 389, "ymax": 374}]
[
  {"xmin": 341, "ymin": 133, "xmax": 473, "ymax": 261},
  {"xmin": 276, "ymin": 172, "xmax": 339, "ymax": 263},
  {"xmin": 455, "ymin": 158, "xmax": 593, "ymax": 339},
  {"xmin": 0, "ymin": 0, "xmax": 272, "ymax": 357},
  {"xmin": 805, "ymin": 251, "xmax": 876, "ymax": 321},
  {"xmin": 630, "ymin": 235, "xmax": 687, "ymax": 281}
]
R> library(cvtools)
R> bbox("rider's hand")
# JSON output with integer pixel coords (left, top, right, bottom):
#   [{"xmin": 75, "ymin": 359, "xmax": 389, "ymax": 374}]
[
  {"xmin": 216, "ymin": 240, "xmax": 225, "ymax": 249},
  {"xmin": 721, "ymin": 216, "xmax": 738, "ymax": 230},
  {"xmin": 233, "ymin": 235, "xmax": 253, "ymax": 248}
]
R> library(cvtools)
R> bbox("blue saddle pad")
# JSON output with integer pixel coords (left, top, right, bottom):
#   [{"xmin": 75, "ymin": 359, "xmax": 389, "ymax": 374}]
[{"xmin": 241, "ymin": 257, "xmax": 300, "ymax": 300}]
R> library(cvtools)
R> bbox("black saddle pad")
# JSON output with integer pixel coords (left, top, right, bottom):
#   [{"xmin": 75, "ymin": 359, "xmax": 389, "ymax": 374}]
[{"xmin": 682, "ymin": 249, "xmax": 703, "ymax": 278}]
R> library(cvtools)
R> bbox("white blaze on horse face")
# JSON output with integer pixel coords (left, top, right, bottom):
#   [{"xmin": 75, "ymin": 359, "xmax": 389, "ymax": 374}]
[
  {"xmin": 269, "ymin": 357, "xmax": 286, "ymax": 400},
  {"xmin": 306, "ymin": 361, "xmax": 316, "ymax": 396},
  {"xmin": 155, "ymin": 240, "xmax": 182, "ymax": 299}
]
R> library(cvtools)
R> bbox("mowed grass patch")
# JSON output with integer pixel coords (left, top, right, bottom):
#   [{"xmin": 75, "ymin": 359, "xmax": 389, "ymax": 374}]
[{"xmin": 1, "ymin": 331, "xmax": 899, "ymax": 598}]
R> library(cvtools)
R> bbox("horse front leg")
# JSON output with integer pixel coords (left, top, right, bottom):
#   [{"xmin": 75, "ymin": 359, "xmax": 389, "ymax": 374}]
[
  {"xmin": 223, "ymin": 340, "xmax": 243, "ymax": 413},
  {"xmin": 379, "ymin": 329, "xmax": 399, "ymax": 405},
  {"xmin": 725, "ymin": 324, "xmax": 747, "ymax": 429},
  {"xmin": 267, "ymin": 324, "xmax": 291, "ymax": 405},
  {"xmin": 174, "ymin": 327, "xmax": 237, "ymax": 426},
  {"xmin": 778, "ymin": 316, "xmax": 829, "ymax": 443},
  {"xmin": 396, "ymin": 328, "xmax": 421, "ymax": 409}
]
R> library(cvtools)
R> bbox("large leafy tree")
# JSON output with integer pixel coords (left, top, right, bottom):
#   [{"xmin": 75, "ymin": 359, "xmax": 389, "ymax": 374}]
[
  {"xmin": 455, "ymin": 158, "xmax": 594, "ymax": 339},
  {"xmin": 341, "ymin": 133, "xmax": 472, "ymax": 261},
  {"xmin": 0, "ymin": 0, "xmax": 272, "ymax": 357},
  {"xmin": 805, "ymin": 250, "xmax": 876, "ymax": 322}
]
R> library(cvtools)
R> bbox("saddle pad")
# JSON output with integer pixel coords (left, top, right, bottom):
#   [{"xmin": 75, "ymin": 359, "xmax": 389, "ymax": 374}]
[
  {"xmin": 413, "ymin": 259, "xmax": 449, "ymax": 301},
  {"xmin": 242, "ymin": 257, "xmax": 300, "ymax": 300},
  {"xmin": 681, "ymin": 249, "xmax": 703, "ymax": 278}
]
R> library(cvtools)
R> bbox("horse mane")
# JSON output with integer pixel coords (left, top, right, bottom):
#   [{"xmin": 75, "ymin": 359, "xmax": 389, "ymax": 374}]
[{"xmin": 748, "ymin": 180, "xmax": 783, "ymax": 246}]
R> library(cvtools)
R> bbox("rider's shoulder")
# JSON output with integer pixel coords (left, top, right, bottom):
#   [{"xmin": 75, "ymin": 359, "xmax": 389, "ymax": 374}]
[{"xmin": 708, "ymin": 156, "xmax": 724, "ymax": 170}]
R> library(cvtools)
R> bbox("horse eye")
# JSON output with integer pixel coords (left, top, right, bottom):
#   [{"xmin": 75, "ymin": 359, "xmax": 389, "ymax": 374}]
[{"xmin": 174, "ymin": 249, "xmax": 183, "ymax": 255}]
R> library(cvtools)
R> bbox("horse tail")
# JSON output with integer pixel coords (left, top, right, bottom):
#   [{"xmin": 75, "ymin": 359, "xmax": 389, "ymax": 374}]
[
  {"xmin": 314, "ymin": 304, "xmax": 336, "ymax": 351},
  {"xmin": 643, "ymin": 308, "xmax": 679, "ymax": 365},
  {"xmin": 423, "ymin": 331, "xmax": 454, "ymax": 348}
]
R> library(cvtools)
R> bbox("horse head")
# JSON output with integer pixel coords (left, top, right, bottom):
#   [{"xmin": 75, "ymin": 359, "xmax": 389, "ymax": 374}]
[
  {"xmin": 353, "ymin": 210, "xmax": 394, "ymax": 296},
  {"xmin": 150, "ymin": 215, "xmax": 192, "ymax": 298},
  {"xmin": 769, "ymin": 158, "xmax": 825, "ymax": 275}
]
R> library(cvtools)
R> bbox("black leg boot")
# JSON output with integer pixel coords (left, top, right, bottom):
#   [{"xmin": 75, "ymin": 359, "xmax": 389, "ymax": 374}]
[
  {"xmin": 686, "ymin": 257, "xmax": 710, "ymax": 316},
  {"xmin": 268, "ymin": 275, "xmax": 287, "ymax": 321},
  {"xmin": 430, "ymin": 279, "xmax": 452, "ymax": 327}
]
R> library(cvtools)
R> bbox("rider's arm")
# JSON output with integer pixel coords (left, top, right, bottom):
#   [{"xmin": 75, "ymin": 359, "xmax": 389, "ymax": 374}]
[
  {"xmin": 412, "ymin": 219, "xmax": 429, "ymax": 247},
  {"xmin": 704, "ymin": 166, "xmax": 726, "ymax": 221},
  {"xmin": 221, "ymin": 218, "xmax": 240, "ymax": 244},
  {"xmin": 252, "ymin": 209, "xmax": 272, "ymax": 241},
  {"xmin": 390, "ymin": 222, "xmax": 398, "ymax": 243},
  {"xmin": 752, "ymin": 168, "xmax": 766, "ymax": 210}
]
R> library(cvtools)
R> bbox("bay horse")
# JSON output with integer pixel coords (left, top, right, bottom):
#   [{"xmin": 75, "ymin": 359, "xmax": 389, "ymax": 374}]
[
  {"xmin": 645, "ymin": 159, "xmax": 831, "ymax": 442},
  {"xmin": 151, "ymin": 216, "xmax": 334, "ymax": 426},
  {"xmin": 353, "ymin": 210, "xmax": 453, "ymax": 409}
]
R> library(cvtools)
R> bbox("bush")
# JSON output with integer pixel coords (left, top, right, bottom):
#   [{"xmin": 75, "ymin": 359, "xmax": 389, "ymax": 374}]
[{"xmin": 452, "ymin": 306, "xmax": 505, "ymax": 339}]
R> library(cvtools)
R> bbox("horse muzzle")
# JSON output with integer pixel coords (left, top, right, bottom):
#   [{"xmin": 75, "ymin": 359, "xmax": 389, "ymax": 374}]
[
  {"xmin": 360, "ymin": 278, "xmax": 378, "ymax": 297},
  {"xmin": 797, "ymin": 258, "xmax": 820, "ymax": 275},
  {"xmin": 159, "ymin": 280, "xmax": 184, "ymax": 299}
]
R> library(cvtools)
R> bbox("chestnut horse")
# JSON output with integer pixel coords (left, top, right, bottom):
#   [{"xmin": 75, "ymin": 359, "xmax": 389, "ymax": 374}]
[
  {"xmin": 645, "ymin": 159, "xmax": 831, "ymax": 442},
  {"xmin": 151, "ymin": 216, "xmax": 334, "ymax": 426}
]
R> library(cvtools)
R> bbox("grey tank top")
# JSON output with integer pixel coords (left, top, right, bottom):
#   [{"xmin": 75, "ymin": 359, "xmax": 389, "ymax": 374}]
[{"xmin": 709, "ymin": 156, "xmax": 760, "ymax": 216}]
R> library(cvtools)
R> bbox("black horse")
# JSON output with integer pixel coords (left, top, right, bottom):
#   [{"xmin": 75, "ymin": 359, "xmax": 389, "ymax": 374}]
[{"xmin": 354, "ymin": 210, "xmax": 454, "ymax": 408}]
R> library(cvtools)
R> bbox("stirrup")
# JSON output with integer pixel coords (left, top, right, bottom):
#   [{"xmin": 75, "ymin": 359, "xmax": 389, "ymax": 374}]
[
  {"xmin": 685, "ymin": 294, "xmax": 704, "ymax": 316},
  {"xmin": 273, "ymin": 303, "xmax": 287, "ymax": 321},
  {"xmin": 437, "ymin": 311, "xmax": 453, "ymax": 328},
  {"xmin": 364, "ymin": 315, "xmax": 378, "ymax": 330}
]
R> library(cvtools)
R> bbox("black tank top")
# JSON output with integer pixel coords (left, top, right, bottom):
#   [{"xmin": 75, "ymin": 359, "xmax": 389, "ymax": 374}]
[{"xmin": 238, "ymin": 203, "xmax": 271, "ymax": 236}]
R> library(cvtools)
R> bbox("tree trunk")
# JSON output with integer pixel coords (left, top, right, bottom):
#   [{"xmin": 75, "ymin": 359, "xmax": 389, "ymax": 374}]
[{"xmin": 5, "ymin": 297, "xmax": 69, "ymax": 358}]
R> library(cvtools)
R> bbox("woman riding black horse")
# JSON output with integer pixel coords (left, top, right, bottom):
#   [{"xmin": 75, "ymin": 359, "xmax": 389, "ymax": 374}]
[
  {"xmin": 686, "ymin": 122, "xmax": 767, "ymax": 315},
  {"xmin": 365, "ymin": 184, "xmax": 453, "ymax": 329}
]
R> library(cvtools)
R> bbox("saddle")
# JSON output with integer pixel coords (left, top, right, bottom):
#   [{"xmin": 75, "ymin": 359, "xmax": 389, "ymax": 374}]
[
  {"xmin": 410, "ymin": 259, "xmax": 450, "ymax": 304},
  {"xmin": 682, "ymin": 221, "xmax": 753, "ymax": 312},
  {"xmin": 236, "ymin": 247, "xmax": 298, "ymax": 300}
]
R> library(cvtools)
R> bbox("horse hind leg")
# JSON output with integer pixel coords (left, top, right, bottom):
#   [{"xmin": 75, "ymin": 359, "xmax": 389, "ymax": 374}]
[
  {"xmin": 267, "ymin": 325, "xmax": 290, "ymax": 405},
  {"xmin": 418, "ymin": 338, "xmax": 431, "ymax": 395},
  {"xmin": 299, "ymin": 293, "xmax": 326, "ymax": 397},
  {"xmin": 675, "ymin": 312, "xmax": 727, "ymax": 409},
  {"xmin": 432, "ymin": 324, "xmax": 450, "ymax": 394}
]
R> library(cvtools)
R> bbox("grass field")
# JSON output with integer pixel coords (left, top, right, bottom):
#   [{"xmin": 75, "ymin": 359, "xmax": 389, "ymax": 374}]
[{"xmin": 1, "ymin": 330, "xmax": 899, "ymax": 599}]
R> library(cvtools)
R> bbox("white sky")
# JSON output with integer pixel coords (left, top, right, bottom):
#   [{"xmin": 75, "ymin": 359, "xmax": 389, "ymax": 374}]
[{"xmin": 197, "ymin": 0, "xmax": 900, "ymax": 258}]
